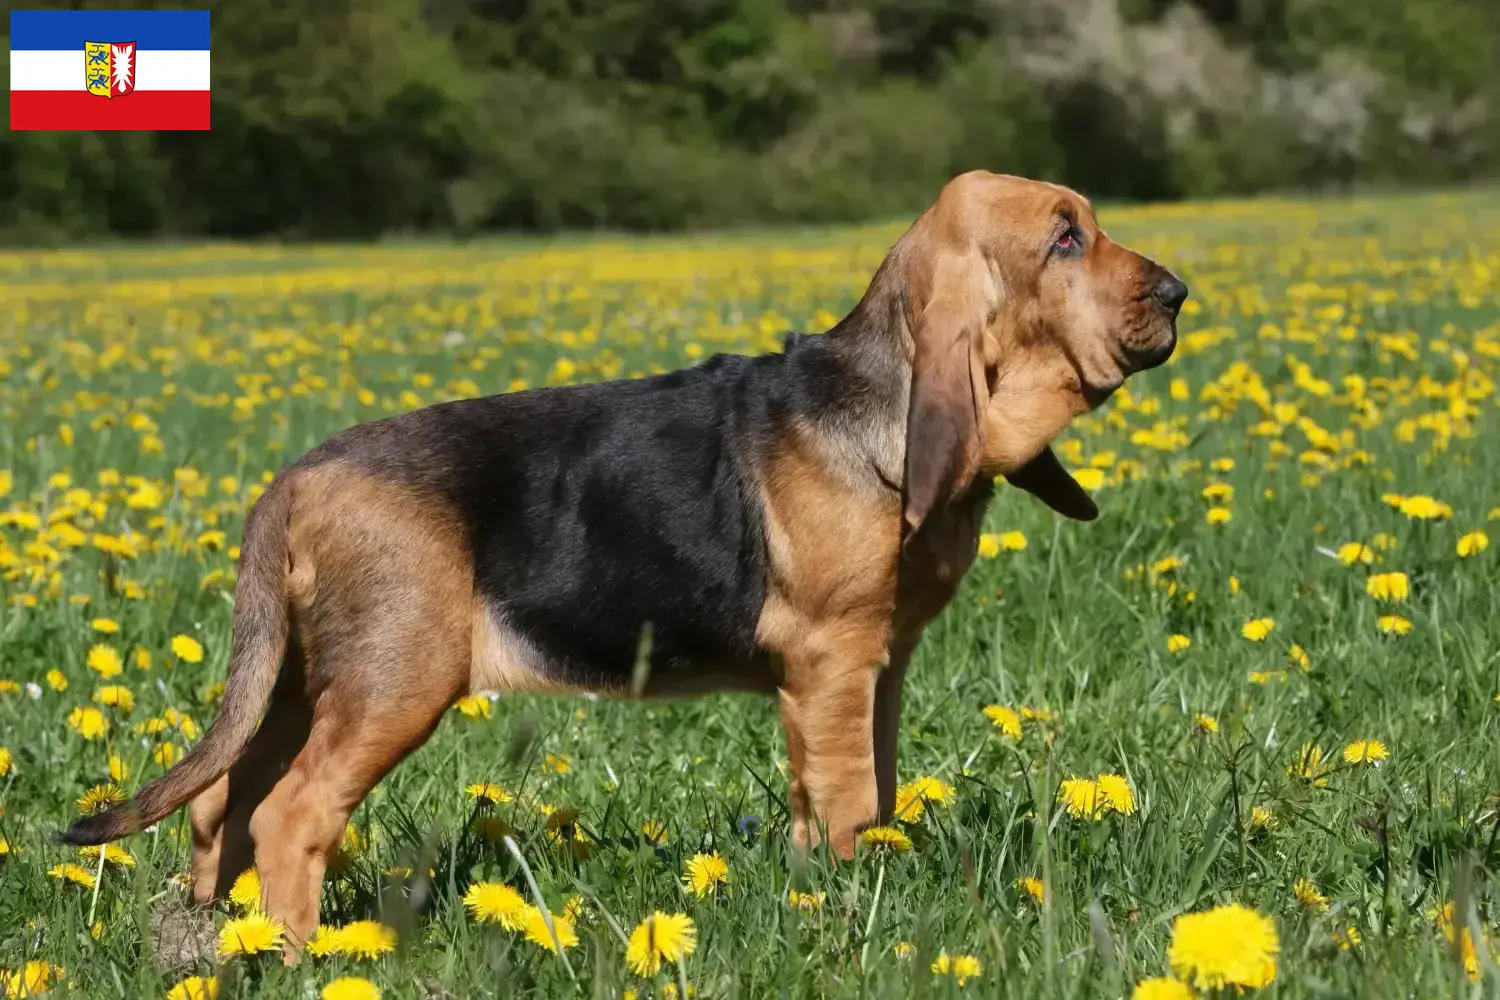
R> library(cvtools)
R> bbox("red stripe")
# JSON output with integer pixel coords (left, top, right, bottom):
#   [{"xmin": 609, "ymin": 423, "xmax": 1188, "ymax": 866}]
[{"xmin": 10, "ymin": 91, "xmax": 209, "ymax": 131}]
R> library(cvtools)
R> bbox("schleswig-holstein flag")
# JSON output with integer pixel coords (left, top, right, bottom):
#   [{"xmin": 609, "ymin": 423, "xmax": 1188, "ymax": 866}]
[{"xmin": 10, "ymin": 10, "xmax": 210, "ymax": 130}]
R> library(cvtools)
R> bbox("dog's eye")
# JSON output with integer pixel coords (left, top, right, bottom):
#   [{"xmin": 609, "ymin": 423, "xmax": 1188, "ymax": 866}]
[{"xmin": 1054, "ymin": 228, "xmax": 1083, "ymax": 255}]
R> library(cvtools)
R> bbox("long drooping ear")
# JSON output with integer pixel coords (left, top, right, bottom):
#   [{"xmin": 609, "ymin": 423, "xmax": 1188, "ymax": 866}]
[
  {"xmin": 1005, "ymin": 446, "xmax": 1098, "ymax": 521},
  {"xmin": 903, "ymin": 293, "xmax": 989, "ymax": 535}
]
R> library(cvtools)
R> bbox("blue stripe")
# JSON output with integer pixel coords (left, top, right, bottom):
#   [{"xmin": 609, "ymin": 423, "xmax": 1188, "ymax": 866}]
[{"xmin": 10, "ymin": 10, "xmax": 209, "ymax": 50}]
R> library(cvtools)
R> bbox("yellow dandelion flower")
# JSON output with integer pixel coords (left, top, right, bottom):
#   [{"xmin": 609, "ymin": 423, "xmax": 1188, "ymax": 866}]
[
  {"xmin": 45, "ymin": 669, "xmax": 67, "ymax": 691},
  {"xmin": 1015, "ymin": 876, "xmax": 1045, "ymax": 903},
  {"xmin": 1151, "ymin": 556, "xmax": 1184, "ymax": 576},
  {"xmin": 453, "ymin": 694, "xmax": 491, "ymax": 719},
  {"xmin": 165, "ymin": 974, "xmax": 220, "ymax": 1000},
  {"xmin": 0, "ymin": 747, "xmax": 11, "ymax": 777},
  {"xmin": 331, "ymin": 921, "xmax": 396, "ymax": 960},
  {"xmin": 77, "ymin": 783, "xmax": 124, "ymax": 814},
  {"xmin": 154, "ymin": 742, "xmax": 182, "ymax": 766},
  {"xmin": 894, "ymin": 775, "xmax": 956, "ymax": 821},
  {"xmin": 86, "ymin": 644, "xmax": 123, "ymax": 678},
  {"xmin": 464, "ymin": 782, "xmax": 511, "ymax": 804},
  {"xmin": 1365, "ymin": 571, "xmax": 1409, "ymax": 601},
  {"xmin": 48, "ymin": 862, "xmax": 97, "ymax": 888},
  {"xmin": 170, "ymin": 635, "xmax": 204, "ymax": 664},
  {"xmin": 642, "ymin": 819, "xmax": 668, "ymax": 843},
  {"xmin": 1058, "ymin": 778, "xmax": 1102, "ymax": 820},
  {"xmin": 893, "ymin": 941, "xmax": 916, "ymax": 959},
  {"xmin": 67, "ymin": 705, "xmax": 109, "ymax": 740},
  {"xmin": 1334, "ymin": 926, "xmax": 1361, "ymax": 951},
  {"xmin": 1166, "ymin": 634, "xmax": 1191, "ymax": 654},
  {"xmin": 1019, "ymin": 706, "xmax": 1056, "ymax": 722},
  {"xmin": 682, "ymin": 853, "xmax": 729, "ymax": 897},
  {"xmin": 859, "ymin": 825, "xmax": 913, "ymax": 853},
  {"xmin": 787, "ymin": 889, "xmax": 825, "ymax": 912},
  {"xmin": 625, "ymin": 912, "xmax": 697, "ymax": 977},
  {"xmin": 976, "ymin": 534, "xmax": 1001, "ymax": 559},
  {"xmin": 217, "ymin": 913, "xmax": 285, "ymax": 958},
  {"xmin": 1250, "ymin": 805, "xmax": 1276, "ymax": 829},
  {"xmin": 1073, "ymin": 468, "xmax": 1105, "ymax": 491},
  {"xmin": 999, "ymin": 531, "xmax": 1027, "ymax": 551},
  {"xmin": 1131, "ymin": 978, "xmax": 1194, "ymax": 1000},
  {"xmin": 91, "ymin": 617, "xmax": 121, "ymax": 634},
  {"xmin": 1398, "ymin": 495, "xmax": 1452, "ymax": 520},
  {"xmin": 320, "ymin": 977, "xmax": 381, "ymax": 1000},
  {"xmin": 1288, "ymin": 644, "xmax": 1310, "ymax": 670},
  {"xmin": 1206, "ymin": 506, "xmax": 1232, "ymax": 525},
  {"xmin": 930, "ymin": 953, "xmax": 983, "ymax": 986},
  {"xmin": 522, "ymin": 907, "xmax": 579, "ymax": 953},
  {"xmin": 1193, "ymin": 713, "xmax": 1219, "ymax": 734},
  {"xmin": 1342, "ymin": 739, "xmax": 1389, "ymax": 765},
  {"xmin": 1167, "ymin": 902, "xmax": 1278, "ymax": 989},
  {"xmin": 229, "ymin": 868, "xmax": 261, "ymax": 912},
  {"xmin": 543, "ymin": 752, "xmax": 571, "ymax": 774},
  {"xmin": 1458, "ymin": 531, "xmax": 1490, "ymax": 557},
  {"xmin": 1336, "ymin": 542, "xmax": 1375, "ymax": 565},
  {"xmin": 1377, "ymin": 615, "xmax": 1413, "ymax": 635},
  {"xmin": 4, "ymin": 962, "xmax": 66, "ymax": 998},
  {"xmin": 463, "ymin": 881, "xmax": 530, "ymax": 930},
  {"xmin": 1248, "ymin": 670, "xmax": 1286, "ymax": 685},
  {"xmin": 1241, "ymin": 618, "xmax": 1276, "ymax": 641},
  {"xmin": 78, "ymin": 844, "xmax": 134, "ymax": 867},
  {"xmin": 304, "ymin": 925, "xmax": 344, "ymax": 958},
  {"xmin": 981, "ymin": 705, "xmax": 1021, "ymax": 739},
  {"xmin": 1293, "ymin": 877, "xmax": 1329, "ymax": 910},
  {"xmin": 1097, "ymin": 774, "xmax": 1136, "ymax": 815}
]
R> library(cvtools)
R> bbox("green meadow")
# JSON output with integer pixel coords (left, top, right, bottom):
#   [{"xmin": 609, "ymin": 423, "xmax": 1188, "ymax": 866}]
[{"xmin": 3, "ymin": 190, "xmax": 1500, "ymax": 997}]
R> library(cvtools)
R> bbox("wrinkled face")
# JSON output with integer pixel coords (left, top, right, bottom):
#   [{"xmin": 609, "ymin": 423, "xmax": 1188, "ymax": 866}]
[
  {"xmin": 898, "ymin": 171, "xmax": 1188, "ymax": 531},
  {"xmin": 971, "ymin": 178, "xmax": 1188, "ymax": 473},
  {"xmin": 1015, "ymin": 188, "xmax": 1185, "ymax": 401}
]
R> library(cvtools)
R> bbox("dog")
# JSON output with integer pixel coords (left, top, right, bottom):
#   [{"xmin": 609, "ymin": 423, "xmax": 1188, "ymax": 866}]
[{"xmin": 63, "ymin": 171, "xmax": 1186, "ymax": 949}]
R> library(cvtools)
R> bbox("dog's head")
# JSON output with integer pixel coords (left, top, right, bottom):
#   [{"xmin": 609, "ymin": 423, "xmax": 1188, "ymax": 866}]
[{"xmin": 886, "ymin": 171, "xmax": 1187, "ymax": 532}]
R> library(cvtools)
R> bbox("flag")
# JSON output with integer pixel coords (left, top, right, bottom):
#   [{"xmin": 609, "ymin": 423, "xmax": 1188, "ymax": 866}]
[{"xmin": 10, "ymin": 10, "xmax": 210, "ymax": 130}]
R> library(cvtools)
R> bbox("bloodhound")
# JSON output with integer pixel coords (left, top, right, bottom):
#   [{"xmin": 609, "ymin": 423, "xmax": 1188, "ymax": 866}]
[{"xmin": 63, "ymin": 171, "xmax": 1186, "ymax": 949}]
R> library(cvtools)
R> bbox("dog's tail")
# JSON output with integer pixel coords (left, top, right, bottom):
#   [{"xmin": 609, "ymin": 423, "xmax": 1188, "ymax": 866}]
[{"xmin": 60, "ymin": 475, "xmax": 296, "ymax": 846}]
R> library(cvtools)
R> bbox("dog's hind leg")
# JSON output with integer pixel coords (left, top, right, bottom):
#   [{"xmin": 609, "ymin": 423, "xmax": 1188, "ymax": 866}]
[
  {"xmin": 247, "ymin": 671, "xmax": 455, "ymax": 953},
  {"xmin": 243, "ymin": 467, "xmax": 475, "ymax": 955},
  {"xmin": 189, "ymin": 654, "xmax": 315, "ymax": 905}
]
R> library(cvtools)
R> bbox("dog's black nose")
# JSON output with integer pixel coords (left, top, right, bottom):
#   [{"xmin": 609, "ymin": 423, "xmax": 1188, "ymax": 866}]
[{"xmin": 1153, "ymin": 275, "xmax": 1189, "ymax": 315}]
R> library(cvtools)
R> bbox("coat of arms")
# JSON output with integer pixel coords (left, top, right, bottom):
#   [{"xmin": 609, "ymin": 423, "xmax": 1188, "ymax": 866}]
[{"xmin": 85, "ymin": 41, "xmax": 136, "ymax": 99}]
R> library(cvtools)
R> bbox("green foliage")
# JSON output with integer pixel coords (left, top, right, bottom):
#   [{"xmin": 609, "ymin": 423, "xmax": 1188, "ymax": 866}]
[{"xmin": 1, "ymin": 0, "xmax": 1496, "ymax": 237}]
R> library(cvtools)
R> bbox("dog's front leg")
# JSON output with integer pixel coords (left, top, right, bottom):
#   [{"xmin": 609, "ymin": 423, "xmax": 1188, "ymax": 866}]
[
  {"xmin": 873, "ymin": 639, "xmax": 916, "ymax": 823},
  {"xmin": 777, "ymin": 643, "xmax": 881, "ymax": 859}
]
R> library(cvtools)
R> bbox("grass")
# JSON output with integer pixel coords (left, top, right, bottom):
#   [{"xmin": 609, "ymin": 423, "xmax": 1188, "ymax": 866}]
[{"xmin": 2, "ymin": 188, "xmax": 1500, "ymax": 998}]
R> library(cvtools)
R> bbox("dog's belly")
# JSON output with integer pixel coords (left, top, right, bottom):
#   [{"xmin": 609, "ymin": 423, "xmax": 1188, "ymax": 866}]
[{"xmin": 468, "ymin": 593, "xmax": 778, "ymax": 697}]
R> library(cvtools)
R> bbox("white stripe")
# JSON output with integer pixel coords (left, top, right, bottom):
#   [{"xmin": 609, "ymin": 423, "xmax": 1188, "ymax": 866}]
[{"xmin": 9, "ymin": 50, "xmax": 209, "ymax": 92}]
